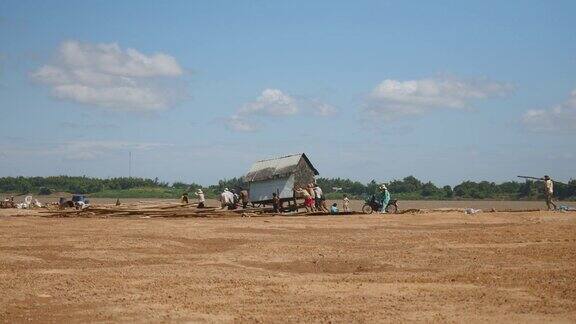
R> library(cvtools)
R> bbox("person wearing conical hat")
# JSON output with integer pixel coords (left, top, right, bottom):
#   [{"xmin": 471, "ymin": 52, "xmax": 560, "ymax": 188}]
[{"xmin": 378, "ymin": 183, "xmax": 391, "ymax": 214}]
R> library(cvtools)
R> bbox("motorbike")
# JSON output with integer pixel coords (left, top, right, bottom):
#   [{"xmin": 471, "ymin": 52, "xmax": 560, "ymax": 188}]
[{"xmin": 362, "ymin": 195, "xmax": 398, "ymax": 214}]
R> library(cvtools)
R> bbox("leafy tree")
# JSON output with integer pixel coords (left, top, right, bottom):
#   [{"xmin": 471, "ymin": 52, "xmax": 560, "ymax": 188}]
[
  {"xmin": 402, "ymin": 176, "xmax": 422, "ymax": 192},
  {"xmin": 518, "ymin": 180, "xmax": 538, "ymax": 199},
  {"xmin": 172, "ymin": 182, "xmax": 189, "ymax": 189},
  {"xmin": 498, "ymin": 181, "xmax": 521, "ymax": 196},
  {"xmin": 454, "ymin": 181, "xmax": 482, "ymax": 199},
  {"xmin": 209, "ymin": 177, "xmax": 246, "ymax": 193},
  {"xmin": 388, "ymin": 176, "xmax": 422, "ymax": 193},
  {"xmin": 421, "ymin": 181, "xmax": 440, "ymax": 197},
  {"xmin": 366, "ymin": 180, "xmax": 379, "ymax": 196},
  {"xmin": 554, "ymin": 180, "xmax": 575, "ymax": 200},
  {"xmin": 38, "ymin": 187, "xmax": 53, "ymax": 195},
  {"xmin": 443, "ymin": 185, "xmax": 453, "ymax": 198}
]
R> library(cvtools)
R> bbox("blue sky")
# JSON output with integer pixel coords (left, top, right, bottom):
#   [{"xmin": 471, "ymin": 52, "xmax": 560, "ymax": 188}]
[{"xmin": 1, "ymin": 0, "xmax": 575, "ymax": 186}]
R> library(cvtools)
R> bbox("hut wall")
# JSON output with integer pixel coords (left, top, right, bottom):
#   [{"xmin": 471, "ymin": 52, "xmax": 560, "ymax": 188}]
[
  {"xmin": 293, "ymin": 157, "xmax": 316, "ymax": 189},
  {"xmin": 249, "ymin": 175, "xmax": 295, "ymax": 202}
]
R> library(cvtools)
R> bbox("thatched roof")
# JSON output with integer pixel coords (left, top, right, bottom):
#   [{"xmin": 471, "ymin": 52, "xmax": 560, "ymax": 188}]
[{"xmin": 244, "ymin": 153, "xmax": 319, "ymax": 182}]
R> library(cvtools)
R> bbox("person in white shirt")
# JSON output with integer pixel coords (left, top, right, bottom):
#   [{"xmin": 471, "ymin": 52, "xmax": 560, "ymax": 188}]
[
  {"xmin": 542, "ymin": 175, "xmax": 557, "ymax": 211},
  {"xmin": 314, "ymin": 184, "xmax": 328, "ymax": 212},
  {"xmin": 343, "ymin": 194, "xmax": 350, "ymax": 212},
  {"xmin": 221, "ymin": 188, "xmax": 234, "ymax": 209},
  {"xmin": 195, "ymin": 189, "xmax": 206, "ymax": 208}
]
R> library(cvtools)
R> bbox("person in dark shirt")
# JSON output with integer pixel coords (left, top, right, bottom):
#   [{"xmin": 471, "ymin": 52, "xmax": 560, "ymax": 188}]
[
  {"xmin": 272, "ymin": 193, "xmax": 280, "ymax": 213},
  {"xmin": 240, "ymin": 189, "xmax": 249, "ymax": 209}
]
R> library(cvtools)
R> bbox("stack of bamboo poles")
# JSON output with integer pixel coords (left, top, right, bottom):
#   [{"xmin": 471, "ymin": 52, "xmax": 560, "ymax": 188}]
[{"xmin": 38, "ymin": 202, "xmax": 275, "ymax": 218}]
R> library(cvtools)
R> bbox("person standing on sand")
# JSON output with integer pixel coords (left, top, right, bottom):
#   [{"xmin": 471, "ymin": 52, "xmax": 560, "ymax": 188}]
[
  {"xmin": 240, "ymin": 189, "xmax": 249, "ymax": 209},
  {"xmin": 296, "ymin": 187, "xmax": 314, "ymax": 212},
  {"xmin": 272, "ymin": 192, "xmax": 280, "ymax": 213},
  {"xmin": 195, "ymin": 189, "xmax": 205, "ymax": 208},
  {"xmin": 542, "ymin": 175, "xmax": 557, "ymax": 211},
  {"xmin": 343, "ymin": 194, "xmax": 350, "ymax": 212},
  {"xmin": 181, "ymin": 192, "xmax": 189, "ymax": 204},
  {"xmin": 314, "ymin": 184, "xmax": 328, "ymax": 212},
  {"xmin": 232, "ymin": 189, "xmax": 240, "ymax": 209},
  {"xmin": 307, "ymin": 184, "xmax": 317, "ymax": 212}
]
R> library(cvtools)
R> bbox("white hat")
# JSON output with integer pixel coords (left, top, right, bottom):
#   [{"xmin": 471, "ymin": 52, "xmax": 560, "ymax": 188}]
[
  {"xmin": 196, "ymin": 189, "xmax": 203, "ymax": 194},
  {"xmin": 224, "ymin": 188, "xmax": 229, "ymax": 191},
  {"xmin": 379, "ymin": 184, "xmax": 388, "ymax": 190}
]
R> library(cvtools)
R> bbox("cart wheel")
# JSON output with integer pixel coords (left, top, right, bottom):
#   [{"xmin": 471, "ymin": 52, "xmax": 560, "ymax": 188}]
[{"xmin": 362, "ymin": 204, "xmax": 373, "ymax": 214}]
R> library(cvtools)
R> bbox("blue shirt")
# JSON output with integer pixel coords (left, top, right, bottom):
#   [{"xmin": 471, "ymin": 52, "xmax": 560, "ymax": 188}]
[
  {"xmin": 378, "ymin": 190, "xmax": 391, "ymax": 202},
  {"xmin": 330, "ymin": 206, "xmax": 339, "ymax": 214}
]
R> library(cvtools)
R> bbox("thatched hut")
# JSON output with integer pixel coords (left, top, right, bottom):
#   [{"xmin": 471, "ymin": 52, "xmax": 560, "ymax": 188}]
[{"xmin": 244, "ymin": 153, "xmax": 319, "ymax": 205}]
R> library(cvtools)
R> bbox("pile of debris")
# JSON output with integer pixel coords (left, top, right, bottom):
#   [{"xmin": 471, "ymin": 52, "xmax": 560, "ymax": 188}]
[
  {"xmin": 58, "ymin": 194, "xmax": 90, "ymax": 210},
  {"xmin": 1, "ymin": 195, "xmax": 43, "ymax": 209},
  {"xmin": 0, "ymin": 197, "xmax": 15, "ymax": 209},
  {"xmin": 1, "ymin": 194, "xmax": 92, "ymax": 210}
]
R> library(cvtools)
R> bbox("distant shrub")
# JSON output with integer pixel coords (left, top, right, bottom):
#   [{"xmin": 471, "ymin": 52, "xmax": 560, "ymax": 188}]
[{"xmin": 38, "ymin": 187, "xmax": 53, "ymax": 195}]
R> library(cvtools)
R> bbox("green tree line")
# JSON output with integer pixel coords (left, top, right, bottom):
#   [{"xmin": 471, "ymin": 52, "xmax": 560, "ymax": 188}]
[
  {"xmin": 318, "ymin": 176, "xmax": 576, "ymax": 200},
  {"xmin": 0, "ymin": 175, "xmax": 243, "ymax": 199},
  {"xmin": 0, "ymin": 175, "xmax": 574, "ymax": 200},
  {"xmin": 0, "ymin": 176, "xmax": 170, "ymax": 195}
]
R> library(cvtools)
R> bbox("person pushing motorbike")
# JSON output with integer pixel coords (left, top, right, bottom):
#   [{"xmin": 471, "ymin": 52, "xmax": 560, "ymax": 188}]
[
  {"xmin": 361, "ymin": 183, "xmax": 398, "ymax": 214},
  {"xmin": 378, "ymin": 184, "xmax": 391, "ymax": 214}
]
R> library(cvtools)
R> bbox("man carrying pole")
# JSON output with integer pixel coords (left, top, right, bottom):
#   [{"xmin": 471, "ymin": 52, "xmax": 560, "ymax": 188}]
[
  {"xmin": 517, "ymin": 175, "xmax": 558, "ymax": 210},
  {"xmin": 543, "ymin": 175, "xmax": 557, "ymax": 211}
]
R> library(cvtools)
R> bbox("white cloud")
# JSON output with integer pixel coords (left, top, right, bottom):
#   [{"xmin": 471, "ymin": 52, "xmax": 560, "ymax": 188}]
[
  {"xmin": 224, "ymin": 115, "xmax": 259, "ymax": 132},
  {"xmin": 32, "ymin": 40, "xmax": 184, "ymax": 111},
  {"xmin": 224, "ymin": 88, "xmax": 295, "ymax": 133},
  {"xmin": 239, "ymin": 88, "xmax": 298, "ymax": 116},
  {"xmin": 57, "ymin": 41, "xmax": 182, "ymax": 77},
  {"xmin": 224, "ymin": 89, "xmax": 336, "ymax": 132},
  {"xmin": 311, "ymin": 102, "xmax": 337, "ymax": 116},
  {"xmin": 364, "ymin": 76, "xmax": 512, "ymax": 121},
  {"xmin": 522, "ymin": 89, "xmax": 576, "ymax": 132}
]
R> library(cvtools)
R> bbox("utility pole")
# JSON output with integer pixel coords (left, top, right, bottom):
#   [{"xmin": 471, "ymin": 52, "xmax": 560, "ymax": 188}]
[{"xmin": 129, "ymin": 151, "xmax": 132, "ymax": 178}]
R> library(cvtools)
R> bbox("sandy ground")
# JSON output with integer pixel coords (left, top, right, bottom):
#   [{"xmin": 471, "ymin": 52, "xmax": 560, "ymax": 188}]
[
  {"xmin": 19, "ymin": 195, "xmax": 576, "ymax": 211},
  {"xmin": 1, "ymin": 208, "xmax": 575, "ymax": 323}
]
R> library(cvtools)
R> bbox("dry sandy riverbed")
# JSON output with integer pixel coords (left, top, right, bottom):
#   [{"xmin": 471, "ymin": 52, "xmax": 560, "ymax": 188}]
[
  {"xmin": 1, "ymin": 209, "xmax": 575, "ymax": 322},
  {"xmin": 25, "ymin": 196, "xmax": 576, "ymax": 211}
]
